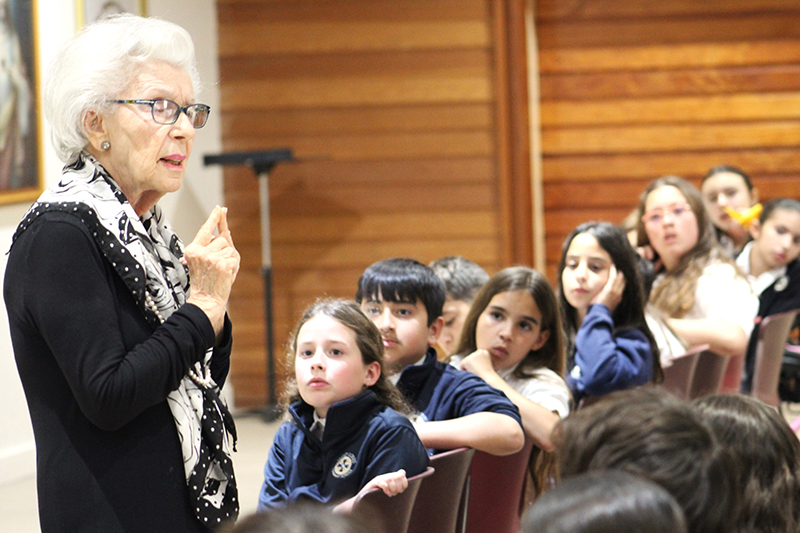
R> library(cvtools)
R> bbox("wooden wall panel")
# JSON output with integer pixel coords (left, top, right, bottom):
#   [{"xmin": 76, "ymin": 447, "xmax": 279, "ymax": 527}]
[
  {"xmin": 537, "ymin": 0, "xmax": 800, "ymax": 278},
  {"xmin": 217, "ymin": 0, "xmax": 518, "ymax": 408}
]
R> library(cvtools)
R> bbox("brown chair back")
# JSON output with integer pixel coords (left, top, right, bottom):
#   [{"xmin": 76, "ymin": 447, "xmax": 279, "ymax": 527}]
[
  {"xmin": 661, "ymin": 344, "xmax": 708, "ymax": 400},
  {"xmin": 689, "ymin": 350, "xmax": 728, "ymax": 399},
  {"xmin": 752, "ymin": 308, "xmax": 800, "ymax": 406},
  {"xmin": 407, "ymin": 448, "xmax": 475, "ymax": 533},
  {"xmin": 351, "ymin": 466, "xmax": 434, "ymax": 533},
  {"xmin": 462, "ymin": 438, "xmax": 535, "ymax": 533}
]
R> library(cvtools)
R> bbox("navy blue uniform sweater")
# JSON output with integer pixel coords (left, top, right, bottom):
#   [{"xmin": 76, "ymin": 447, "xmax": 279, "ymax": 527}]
[
  {"xmin": 396, "ymin": 348, "xmax": 522, "ymax": 433},
  {"xmin": 258, "ymin": 390, "xmax": 428, "ymax": 510},
  {"xmin": 566, "ymin": 304, "xmax": 654, "ymax": 404}
]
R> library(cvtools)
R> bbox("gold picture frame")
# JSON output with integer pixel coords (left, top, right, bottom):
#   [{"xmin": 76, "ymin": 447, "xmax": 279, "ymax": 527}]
[
  {"xmin": 0, "ymin": 0, "xmax": 43, "ymax": 204},
  {"xmin": 77, "ymin": 0, "xmax": 147, "ymax": 28}
]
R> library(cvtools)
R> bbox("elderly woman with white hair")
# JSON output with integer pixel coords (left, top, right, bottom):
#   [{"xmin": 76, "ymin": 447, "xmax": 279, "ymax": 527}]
[{"xmin": 4, "ymin": 15, "xmax": 240, "ymax": 533}]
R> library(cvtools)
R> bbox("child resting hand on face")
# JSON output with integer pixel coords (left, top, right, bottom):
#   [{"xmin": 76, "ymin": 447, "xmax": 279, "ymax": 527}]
[
  {"xmin": 558, "ymin": 222, "xmax": 662, "ymax": 404},
  {"xmin": 256, "ymin": 299, "xmax": 428, "ymax": 514},
  {"xmin": 450, "ymin": 266, "xmax": 570, "ymax": 495}
]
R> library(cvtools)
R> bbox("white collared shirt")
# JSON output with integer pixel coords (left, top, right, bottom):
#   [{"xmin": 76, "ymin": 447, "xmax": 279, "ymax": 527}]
[{"xmin": 736, "ymin": 241, "xmax": 787, "ymax": 295}]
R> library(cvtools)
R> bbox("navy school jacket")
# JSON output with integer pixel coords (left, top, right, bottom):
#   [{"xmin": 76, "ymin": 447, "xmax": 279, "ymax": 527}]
[
  {"xmin": 396, "ymin": 348, "xmax": 522, "ymax": 435},
  {"xmin": 566, "ymin": 304, "xmax": 654, "ymax": 404},
  {"xmin": 257, "ymin": 390, "xmax": 428, "ymax": 510}
]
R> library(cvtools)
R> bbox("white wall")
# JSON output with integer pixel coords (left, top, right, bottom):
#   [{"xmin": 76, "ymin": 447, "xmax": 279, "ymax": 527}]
[{"xmin": 0, "ymin": 0, "xmax": 223, "ymax": 485}]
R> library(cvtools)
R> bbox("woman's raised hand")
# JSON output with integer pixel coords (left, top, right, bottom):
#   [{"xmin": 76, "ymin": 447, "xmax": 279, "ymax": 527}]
[{"xmin": 184, "ymin": 206, "xmax": 240, "ymax": 339}]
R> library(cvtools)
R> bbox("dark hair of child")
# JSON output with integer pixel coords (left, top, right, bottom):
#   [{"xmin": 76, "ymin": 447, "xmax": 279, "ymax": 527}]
[
  {"xmin": 557, "ymin": 221, "xmax": 663, "ymax": 384},
  {"xmin": 555, "ymin": 387, "xmax": 739, "ymax": 533},
  {"xmin": 429, "ymin": 255, "xmax": 490, "ymax": 301},
  {"xmin": 702, "ymin": 165, "xmax": 754, "ymax": 190},
  {"xmin": 694, "ymin": 394, "xmax": 800, "ymax": 533},
  {"xmin": 283, "ymin": 298, "xmax": 409, "ymax": 414},
  {"xmin": 456, "ymin": 266, "xmax": 565, "ymax": 379},
  {"xmin": 759, "ymin": 197, "xmax": 800, "ymax": 224},
  {"xmin": 522, "ymin": 470, "xmax": 688, "ymax": 533},
  {"xmin": 355, "ymin": 258, "xmax": 445, "ymax": 327}
]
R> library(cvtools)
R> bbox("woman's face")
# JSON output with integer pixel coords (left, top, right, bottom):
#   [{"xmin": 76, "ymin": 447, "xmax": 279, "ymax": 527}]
[
  {"xmin": 475, "ymin": 290, "xmax": 549, "ymax": 371},
  {"xmin": 93, "ymin": 61, "xmax": 196, "ymax": 215},
  {"xmin": 701, "ymin": 172, "xmax": 755, "ymax": 235},
  {"xmin": 561, "ymin": 232, "xmax": 612, "ymax": 315},
  {"xmin": 751, "ymin": 209, "xmax": 800, "ymax": 271},
  {"xmin": 643, "ymin": 185, "xmax": 699, "ymax": 270}
]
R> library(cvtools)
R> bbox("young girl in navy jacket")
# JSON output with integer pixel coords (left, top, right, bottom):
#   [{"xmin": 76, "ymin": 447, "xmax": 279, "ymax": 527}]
[
  {"xmin": 558, "ymin": 222, "xmax": 662, "ymax": 404},
  {"xmin": 257, "ymin": 299, "xmax": 428, "ymax": 513}
]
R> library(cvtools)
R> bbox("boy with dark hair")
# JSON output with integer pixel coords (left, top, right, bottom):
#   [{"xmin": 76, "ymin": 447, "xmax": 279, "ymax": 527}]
[
  {"xmin": 356, "ymin": 258, "xmax": 524, "ymax": 456},
  {"xmin": 429, "ymin": 256, "xmax": 490, "ymax": 356}
]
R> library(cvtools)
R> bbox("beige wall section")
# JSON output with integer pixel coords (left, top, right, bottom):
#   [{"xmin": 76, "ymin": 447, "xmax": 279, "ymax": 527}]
[
  {"xmin": 217, "ymin": 0, "xmax": 515, "ymax": 407},
  {"xmin": 538, "ymin": 0, "xmax": 800, "ymax": 280}
]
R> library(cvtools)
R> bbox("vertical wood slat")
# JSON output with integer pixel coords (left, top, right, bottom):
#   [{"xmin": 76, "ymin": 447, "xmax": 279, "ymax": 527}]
[
  {"xmin": 218, "ymin": 0, "xmax": 521, "ymax": 408},
  {"xmin": 537, "ymin": 1, "xmax": 800, "ymax": 285}
]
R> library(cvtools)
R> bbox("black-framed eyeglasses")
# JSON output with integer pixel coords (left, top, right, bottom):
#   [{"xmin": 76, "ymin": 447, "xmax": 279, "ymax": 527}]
[{"xmin": 108, "ymin": 99, "xmax": 211, "ymax": 128}]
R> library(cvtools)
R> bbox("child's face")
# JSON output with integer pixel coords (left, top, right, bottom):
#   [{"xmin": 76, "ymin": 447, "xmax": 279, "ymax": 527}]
[
  {"xmin": 701, "ymin": 172, "xmax": 755, "ymax": 234},
  {"xmin": 439, "ymin": 297, "xmax": 472, "ymax": 356},
  {"xmin": 474, "ymin": 290, "xmax": 549, "ymax": 371},
  {"xmin": 643, "ymin": 185, "xmax": 699, "ymax": 270},
  {"xmin": 561, "ymin": 232, "xmax": 612, "ymax": 315},
  {"xmin": 751, "ymin": 208, "xmax": 800, "ymax": 270},
  {"xmin": 360, "ymin": 292, "xmax": 442, "ymax": 374},
  {"xmin": 295, "ymin": 315, "xmax": 379, "ymax": 418}
]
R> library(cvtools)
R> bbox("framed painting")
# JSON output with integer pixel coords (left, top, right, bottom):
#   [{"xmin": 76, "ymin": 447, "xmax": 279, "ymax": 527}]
[
  {"xmin": 78, "ymin": 0, "xmax": 147, "ymax": 27},
  {"xmin": 0, "ymin": 0, "xmax": 42, "ymax": 204}
]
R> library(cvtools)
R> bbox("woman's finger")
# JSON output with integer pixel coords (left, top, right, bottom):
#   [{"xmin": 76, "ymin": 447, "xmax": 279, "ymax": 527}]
[{"xmin": 190, "ymin": 206, "xmax": 222, "ymax": 247}]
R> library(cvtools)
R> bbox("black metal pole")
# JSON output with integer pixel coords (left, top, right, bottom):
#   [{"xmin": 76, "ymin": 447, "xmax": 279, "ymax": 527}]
[{"xmin": 203, "ymin": 149, "xmax": 294, "ymax": 421}]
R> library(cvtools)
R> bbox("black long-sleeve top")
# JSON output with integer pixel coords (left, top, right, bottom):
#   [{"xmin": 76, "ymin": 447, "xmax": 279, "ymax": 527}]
[{"xmin": 4, "ymin": 211, "xmax": 232, "ymax": 533}]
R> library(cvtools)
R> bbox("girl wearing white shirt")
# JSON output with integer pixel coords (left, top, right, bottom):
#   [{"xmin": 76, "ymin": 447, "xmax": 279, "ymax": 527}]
[
  {"xmin": 636, "ymin": 176, "xmax": 759, "ymax": 360},
  {"xmin": 736, "ymin": 199, "xmax": 800, "ymax": 392}
]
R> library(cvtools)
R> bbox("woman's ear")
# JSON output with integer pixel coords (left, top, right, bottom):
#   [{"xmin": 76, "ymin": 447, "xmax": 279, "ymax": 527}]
[
  {"xmin": 82, "ymin": 110, "xmax": 108, "ymax": 152},
  {"xmin": 751, "ymin": 187, "xmax": 759, "ymax": 205},
  {"xmin": 364, "ymin": 361, "xmax": 380, "ymax": 388}
]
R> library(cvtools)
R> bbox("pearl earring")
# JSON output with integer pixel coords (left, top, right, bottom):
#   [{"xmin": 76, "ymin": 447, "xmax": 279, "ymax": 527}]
[{"xmin": 101, "ymin": 141, "xmax": 110, "ymax": 150}]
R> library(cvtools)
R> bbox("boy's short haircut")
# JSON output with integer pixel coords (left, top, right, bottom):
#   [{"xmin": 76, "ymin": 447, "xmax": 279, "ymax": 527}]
[
  {"xmin": 554, "ymin": 388, "xmax": 739, "ymax": 533},
  {"xmin": 356, "ymin": 258, "xmax": 445, "ymax": 327},
  {"xmin": 429, "ymin": 256, "xmax": 490, "ymax": 302}
]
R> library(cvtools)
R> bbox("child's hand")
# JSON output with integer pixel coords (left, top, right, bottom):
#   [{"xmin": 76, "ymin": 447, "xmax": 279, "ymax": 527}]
[
  {"xmin": 332, "ymin": 469, "xmax": 409, "ymax": 513},
  {"xmin": 459, "ymin": 349, "xmax": 495, "ymax": 378},
  {"xmin": 362, "ymin": 469, "xmax": 408, "ymax": 497},
  {"xmin": 591, "ymin": 265, "xmax": 625, "ymax": 312}
]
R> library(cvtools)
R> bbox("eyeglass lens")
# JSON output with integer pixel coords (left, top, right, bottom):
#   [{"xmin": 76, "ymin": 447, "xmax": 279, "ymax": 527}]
[{"xmin": 151, "ymin": 99, "xmax": 209, "ymax": 128}]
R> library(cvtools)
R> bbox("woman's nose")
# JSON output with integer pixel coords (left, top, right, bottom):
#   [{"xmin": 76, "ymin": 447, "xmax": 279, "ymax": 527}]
[{"xmin": 170, "ymin": 110, "xmax": 195, "ymax": 140}]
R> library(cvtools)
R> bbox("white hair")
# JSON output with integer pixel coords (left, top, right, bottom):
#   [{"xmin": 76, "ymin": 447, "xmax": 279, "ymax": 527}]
[{"xmin": 44, "ymin": 14, "xmax": 201, "ymax": 163}]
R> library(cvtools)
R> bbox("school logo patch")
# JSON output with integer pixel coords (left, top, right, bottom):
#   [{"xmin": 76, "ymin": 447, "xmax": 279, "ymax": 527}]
[{"xmin": 332, "ymin": 453, "xmax": 357, "ymax": 479}]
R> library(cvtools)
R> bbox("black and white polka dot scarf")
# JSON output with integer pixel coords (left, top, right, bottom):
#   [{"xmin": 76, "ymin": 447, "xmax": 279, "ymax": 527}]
[{"xmin": 12, "ymin": 153, "xmax": 239, "ymax": 528}]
